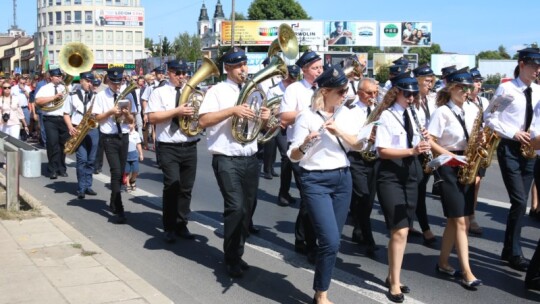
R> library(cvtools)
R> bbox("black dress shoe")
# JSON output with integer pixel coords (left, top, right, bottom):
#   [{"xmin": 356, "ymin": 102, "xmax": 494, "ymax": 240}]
[
  {"xmin": 387, "ymin": 290, "xmax": 404, "ymax": 303},
  {"xmin": 59, "ymin": 172, "xmax": 68, "ymax": 177},
  {"xmin": 115, "ymin": 213, "xmax": 127, "ymax": 224},
  {"xmin": 365, "ymin": 244, "xmax": 379, "ymax": 258},
  {"xmin": 50, "ymin": 173, "xmax": 58, "ymax": 180},
  {"xmin": 262, "ymin": 172, "xmax": 273, "ymax": 180},
  {"xmin": 249, "ymin": 225, "xmax": 260, "ymax": 234},
  {"xmin": 85, "ymin": 189, "xmax": 98, "ymax": 196},
  {"xmin": 164, "ymin": 231, "xmax": 176, "ymax": 243},
  {"xmin": 385, "ymin": 278, "xmax": 410, "ymax": 294},
  {"xmin": 176, "ymin": 225, "xmax": 195, "ymax": 240},
  {"xmin": 461, "ymin": 278, "xmax": 483, "ymax": 289},
  {"xmin": 271, "ymin": 170, "xmax": 279, "ymax": 177},
  {"xmin": 109, "ymin": 203, "xmax": 118, "ymax": 214},
  {"xmin": 525, "ymin": 276, "xmax": 540, "ymax": 291},
  {"xmin": 93, "ymin": 169, "xmax": 101, "ymax": 175},
  {"xmin": 277, "ymin": 195, "xmax": 290, "ymax": 207},
  {"xmin": 239, "ymin": 259, "xmax": 250, "ymax": 271},
  {"xmin": 507, "ymin": 255, "xmax": 529, "ymax": 272},
  {"xmin": 77, "ymin": 192, "xmax": 85, "ymax": 199},
  {"xmin": 226, "ymin": 263, "xmax": 243, "ymax": 278},
  {"xmin": 351, "ymin": 233, "xmax": 365, "ymax": 244}
]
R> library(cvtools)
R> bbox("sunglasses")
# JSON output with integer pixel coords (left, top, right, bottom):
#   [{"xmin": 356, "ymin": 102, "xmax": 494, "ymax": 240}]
[
  {"xmin": 2, "ymin": 86, "xmax": 11, "ymax": 89},
  {"xmin": 402, "ymin": 90, "xmax": 419, "ymax": 98},
  {"xmin": 175, "ymin": 70, "xmax": 186, "ymax": 76},
  {"xmin": 457, "ymin": 85, "xmax": 473, "ymax": 93},
  {"xmin": 336, "ymin": 87, "xmax": 349, "ymax": 95}
]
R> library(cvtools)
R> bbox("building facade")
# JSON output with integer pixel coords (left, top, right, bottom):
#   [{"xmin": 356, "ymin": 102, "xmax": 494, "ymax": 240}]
[
  {"xmin": 198, "ymin": 0, "xmax": 225, "ymax": 49},
  {"xmin": 36, "ymin": 0, "xmax": 145, "ymax": 73},
  {"xmin": 0, "ymin": 26, "xmax": 35, "ymax": 76}
]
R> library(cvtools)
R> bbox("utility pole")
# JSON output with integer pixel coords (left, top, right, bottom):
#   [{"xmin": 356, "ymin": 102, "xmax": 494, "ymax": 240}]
[
  {"xmin": 13, "ymin": 0, "xmax": 17, "ymax": 28},
  {"xmin": 231, "ymin": 0, "xmax": 235, "ymax": 47}
]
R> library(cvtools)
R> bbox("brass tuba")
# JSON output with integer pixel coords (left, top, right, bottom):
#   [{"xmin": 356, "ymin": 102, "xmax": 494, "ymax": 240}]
[
  {"xmin": 179, "ymin": 57, "xmax": 220, "ymax": 136},
  {"xmin": 232, "ymin": 23, "xmax": 298, "ymax": 144},
  {"xmin": 41, "ymin": 42, "xmax": 94, "ymax": 112},
  {"xmin": 257, "ymin": 95, "xmax": 282, "ymax": 144}
]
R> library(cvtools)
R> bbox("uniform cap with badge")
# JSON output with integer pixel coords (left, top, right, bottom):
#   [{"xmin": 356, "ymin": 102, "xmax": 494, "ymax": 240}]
[
  {"xmin": 314, "ymin": 65, "xmax": 347, "ymax": 88},
  {"xmin": 441, "ymin": 65, "xmax": 457, "ymax": 79},
  {"xmin": 412, "ymin": 64, "xmax": 434, "ymax": 77},
  {"xmin": 391, "ymin": 72, "xmax": 419, "ymax": 92},
  {"xmin": 469, "ymin": 67, "xmax": 484, "ymax": 81},
  {"xmin": 296, "ymin": 50, "xmax": 321, "ymax": 69},
  {"xmin": 107, "ymin": 67, "xmax": 124, "ymax": 84},
  {"xmin": 49, "ymin": 68, "xmax": 63, "ymax": 77},
  {"xmin": 517, "ymin": 47, "xmax": 540, "ymax": 64},
  {"xmin": 79, "ymin": 71, "xmax": 95, "ymax": 81},
  {"xmin": 222, "ymin": 47, "xmax": 247, "ymax": 65},
  {"xmin": 445, "ymin": 67, "xmax": 473, "ymax": 86},
  {"xmin": 287, "ymin": 65, "xmax": 300, "ymax": 78}
]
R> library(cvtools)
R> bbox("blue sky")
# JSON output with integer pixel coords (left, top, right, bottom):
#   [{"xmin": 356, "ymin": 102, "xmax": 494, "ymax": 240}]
[{"xmin": 4, "ymin": 0, "xmax": 538, "ymax": 56}]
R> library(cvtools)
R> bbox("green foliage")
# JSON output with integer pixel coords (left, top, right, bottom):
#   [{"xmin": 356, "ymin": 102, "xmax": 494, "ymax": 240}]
[
  {"xmin": 161, "ymin": 36, "xmax": 172, "ymax": 56},
  {"xmin": 173, "ymin": 33, "xmax": 203, "ymax": 62},
  {"xmin": 409, "ymin": 43, "xmax": 443, "ymax": 65},
  {"xmin": 376, "ymin": 64, "xmax": 390, "ymax": 84},
  {"xmin": 230, "ymin": 12, "xmax": 247, "ymax": 20},
  {"xmin": 484, "ymin": 73, "xmax": 504, "ymax": 85},
  {"xmin": 383, "ymin": 47, "xmax": 404, "ymax": 53},
  {"xmin": 248, "ymin": 0, "xmax": 310, "ymax": 20}
]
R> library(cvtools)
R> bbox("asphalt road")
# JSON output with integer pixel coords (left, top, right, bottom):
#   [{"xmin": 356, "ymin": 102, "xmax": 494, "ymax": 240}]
[{"xmin": 20, "ymin": 139, "xmax": 540, "ymax": 304}]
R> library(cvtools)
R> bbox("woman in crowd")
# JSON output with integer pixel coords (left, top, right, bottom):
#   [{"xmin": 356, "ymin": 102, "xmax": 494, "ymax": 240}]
[
  {"xmin": 374, "ymin": 72, "xmax": 431, "ymax": 303},
  {"xmin": 427, "ymin": 67, "xmax": 483, "ymax": 289},
  {"xmin": 0, "ymin": 83, "xmax": 28, "ymax": 139},
  {"xmin": 288, "ymin": 66, "xmax": 363, "ymax": 304}
]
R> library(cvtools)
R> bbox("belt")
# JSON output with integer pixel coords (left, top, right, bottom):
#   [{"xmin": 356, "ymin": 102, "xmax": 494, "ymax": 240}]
[
  {"xmin": 213, "ymin": 154, "xmax": 257, "ymax": 159},
  {"xmin": 301, "ymin": 167, "xmax": 348, "ymax": 173},
  {"xmin": 158, "ymin": 139, "xmax": 199, "ymax": 147},
  {"xmin": 21, "ymin": 106, "xmax": 28, "ymax": 108},
  {"xmin": 102, "ymin": 133, "xmax": 127, "ymax": 138},
  {"xmin": 448, "ymin": 150, "xmax": 465, "ymax": 155},
  {"xmin": 43, "ymin": 115, "xmax": 63, "ymax": 119}
]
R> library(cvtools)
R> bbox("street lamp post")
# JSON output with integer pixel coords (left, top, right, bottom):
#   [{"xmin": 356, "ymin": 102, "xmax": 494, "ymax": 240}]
[{"xmin": 158, "ymin": 34, "xmax": 162, "ymax": 67}]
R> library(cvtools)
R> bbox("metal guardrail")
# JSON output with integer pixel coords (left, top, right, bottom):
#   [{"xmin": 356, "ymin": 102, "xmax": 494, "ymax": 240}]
[{"xmin": 0, "ymin": 130, "xmax": 42, "ymax": 210}]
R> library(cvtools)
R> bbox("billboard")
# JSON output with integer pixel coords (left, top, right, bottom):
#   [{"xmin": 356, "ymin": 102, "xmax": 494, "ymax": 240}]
[
  {"xmin": 94, "ymin": 9, "xmax": 144, "ymax": 27},
  {"xmin": 379, "ymin": 22, "xmax": 401, "ymax": 47},
  {"xmin": 372, "ymin": 53, "xmax": 418, "ymax": 75},
  {"xmin": 222, "ymin": 52, "xmax": 268, "ymax": 74},
  {"xmin": 401, "ymin": 22, "xmax": 432, "ymax": 47},
  {"xmin": 324, "ymin": 21, "xmax": 377, "ymax": 46},
  {"xmin": 221, "ymin": 20, "xmax": 324, "ymax": 46},
  {"xmin": 431, "ymin": 54, "xmax": 476, "ymax": 75},
  {"xmin": 322, "ymin": 52, "xmax": 368, "ymax": 73}
]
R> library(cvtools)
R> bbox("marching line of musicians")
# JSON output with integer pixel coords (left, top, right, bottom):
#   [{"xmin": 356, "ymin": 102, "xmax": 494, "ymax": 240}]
[{"xmin": 34, "ymin": 46, "xmax": 540, "ymax": 304}]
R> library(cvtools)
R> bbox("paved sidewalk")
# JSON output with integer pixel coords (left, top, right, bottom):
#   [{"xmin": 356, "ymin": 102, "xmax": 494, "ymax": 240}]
[{"xmin": 0, "ymin": 187, "xmax": 172, "ymax": 304}]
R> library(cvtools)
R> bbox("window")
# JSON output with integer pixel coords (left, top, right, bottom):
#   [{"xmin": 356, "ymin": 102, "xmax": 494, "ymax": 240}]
[
  {"xmin": 115, "ymin": 0, "xmax": 121, "ymax": 4},
  {"xmin": 48, "ymin": 0, "xmax": 53, "ymax": 6},
  {"xmin": 65, "ymin": 0, "xmax": 71, "ymax": 4},
  {"xmin": 48, "ymin": 51, "xmax": 55, "ymax": 64},
  {"xmin": 95, "ymin": 0, "xmax": 103, "ymax": 4},
  {"xmin": 55, "ymin": 12, "xmax": 62, "ymax": 25},
  {"xmin": 115, "ymin": 50, "xmax": 123, "ymax": 62},
  {"xmin": 106, "ymin": 50, "xmax": 114, "ymax": 61},
  {"xmin": 125, "ymin": 50, "xmax": 133, "ymax": 62},
  {"xmin": 95, "ymin": 50, "xmax": 104, "ymax": 62},
  {"xmin": 55, "ymin": 31, "xmax": 62, "ymax": 44},
  {"xmin": 74, "ymin": 30, "xmax": 81, "ymax": 42},
  {"xmin": 74, "ymin": 0, "xmax": 81, "ymax": 4},
  {"xmin": 65, "ymin": 30, "xmax": 72, "ymax": 43},
  {"xmin": 42, "ymin": 13, "xmax": 46, "ymax": 27},
  {"xmin": 56, "ymin": 0, "xmax": 62, "ymax": 5},
  {"xmin": 135, "ymin": 50, "xmax": 143, "ymax": 60},
  {"xmin": 106, "ymin": 0, "xmax": 112, "ymax": 5},
  {"xmin": 115, "ymin": 31, "xmax": 123, "ymax": 45},
  {"xmin": 84, "ymin": 0, "xmax": 93, "ymax": 4},
  {"xmin": 48, "ymin": 12, "xmax": 53, "ymax": 25},
  {"xmin": 106, "ymin": 31, "xmax": 113, "ymax": 45},
  {"xmin": 85, "ymin": 11, "xmax": 92, "ymax": 24},
  {"xmin": 74, "ymin": 11, "xmax": 82, "ymax": 24},
  {"xmin": 125, "ymin": 32, "xmax": 133, "ymax": 45},
  {"xmin": 134, "ymin": 31, "xmax": 142, "ymax": 45},
  {"xmin": 84, "ymin": 30, "xmax": 93, "ymax": 43},
  {"xmin": 95, "ymin": 30, "xmax": 103, "ymax": 45},
  {"xmin": 65, "ymin": 11, "xmax": 72, "ymax": 24},
  {"xmin": 48, "ymin": 31, "xmax": 54, "ymax": 45}
]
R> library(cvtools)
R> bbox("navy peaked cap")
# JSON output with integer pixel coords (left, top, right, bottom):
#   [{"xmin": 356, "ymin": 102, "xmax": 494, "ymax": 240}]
[{"xmin": 391, "ymin": 72, "xmax": 419, "ymax": 92}]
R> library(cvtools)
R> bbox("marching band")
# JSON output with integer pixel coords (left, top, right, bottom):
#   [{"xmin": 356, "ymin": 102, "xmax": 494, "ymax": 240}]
[{"xmin": 35, "ymin": 40, "xmax": 540, "ymax": 303}]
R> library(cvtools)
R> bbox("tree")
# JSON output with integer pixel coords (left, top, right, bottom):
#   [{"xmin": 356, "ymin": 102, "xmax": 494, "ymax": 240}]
[
  {"xmin": 248, "ymin": 0, "xmax": 310, "ymax": 20},
  {"xmin": 498, "ymin": 45, "xmax": 510, "ymax": 59},
  {"xmin": 408, "ymin": 43, "xmax": 443, "ymax": 65},
  {"xmin": 173, "ymin": 33, "xmax": 203, "ymax": 62},
  {"xmin": 230, "ymin": 12, "xmax": 247, "ymax": 20},
  {"xmin": 162, "ymin": 36, "xmax": 172, "ymax": 56},
  {"xmin": 484, "ymin": 73, "xmax": 503, "ymax": 85},
  {"xmin": 375, "ymin": 64, "xmax": 390, "ymax": 84}
]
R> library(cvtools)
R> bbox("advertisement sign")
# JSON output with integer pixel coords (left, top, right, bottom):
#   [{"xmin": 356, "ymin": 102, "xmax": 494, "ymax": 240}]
[
  {"xmin": 324, "ymin": 21, "xmax": 377, "ymax": 46},
  {"xmin": 94, "ymin": 9, "xmax": 144, "ymax": 27},
  {"xmin": 379, "ymin": 22, "xmax": 402, "ymax": 47},
  {"xmin": 431, "ymin": 54, "xmax": 476, "ymax": 75},
  {"xmin": 221, "ymin": 20, "xmax": 324, "ymax": 47},
  {"xmin": 222, "ymin": 52, "xmax": 268, "ymax": 74},
  {"xmin": 322, "ymin": 52, "xmax": 368, "ymax": 74},
  {"xmin": 372, "ymin": 53, "xmax": 418, "ymax": 75},
  {"xmin": 401, "ymin": 21, "xmax": 432, "ymax": 47}
]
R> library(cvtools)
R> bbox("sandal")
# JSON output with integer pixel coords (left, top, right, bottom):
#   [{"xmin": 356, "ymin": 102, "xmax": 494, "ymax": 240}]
[
  {"xmin": 469, "ymin": 219, "xmax": 483, "ymax": 236},
  {"xmin": 131, "ymin": 182, "xmax": 136, "ymax": 191}
]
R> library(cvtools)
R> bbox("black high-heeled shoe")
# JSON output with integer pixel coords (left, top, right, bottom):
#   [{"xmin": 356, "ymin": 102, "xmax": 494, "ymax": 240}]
[
  {"xmin": 385, "ymin": 278, "xmax": 411, "ymax": 293},
  {"xmin": 387, "ymin": 290, "xmax": 404, "ymax": 303}
]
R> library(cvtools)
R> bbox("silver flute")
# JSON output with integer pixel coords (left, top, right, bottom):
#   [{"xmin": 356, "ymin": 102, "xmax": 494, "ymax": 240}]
[{"xmin": 301, "ymin": 100, "xmax": 350, "ymax": 153}]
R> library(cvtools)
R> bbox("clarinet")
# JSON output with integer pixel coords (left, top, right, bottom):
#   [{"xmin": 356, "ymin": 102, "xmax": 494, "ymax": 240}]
[
  {"xmin": 408, "ymin": 104, "xmax": 436, "ymax": 172},
  {"xmin": 301, "ymin": 100, "xmax": 349, "ymax": 153}
]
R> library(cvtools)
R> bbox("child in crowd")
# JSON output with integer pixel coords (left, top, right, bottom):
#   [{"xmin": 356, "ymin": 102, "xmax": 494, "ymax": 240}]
[{"xmin": 124, "ymin": 123, "xmax": 144, "ymax": 192}]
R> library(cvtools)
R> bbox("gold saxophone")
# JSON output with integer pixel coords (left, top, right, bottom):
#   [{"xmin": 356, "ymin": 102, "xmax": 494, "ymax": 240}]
[
  {"xmin": 521, "ymin": 129, "xmax": 537, "ymax": 159},
  {"xmin": 479, "ymin": 126, "xmax": 500, "ymax": 168},
  {"xmin": 458, "ymin": 102, "xmax": 489, "ymax": 185},
  {"xmin": 64, "ymin": 95, "xmax": 98, "ymax": 155}
]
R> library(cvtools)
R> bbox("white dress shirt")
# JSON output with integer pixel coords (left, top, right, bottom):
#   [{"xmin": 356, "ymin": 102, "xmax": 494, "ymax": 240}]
[
  {"xmin": 63, "ymin": 89, "xmax": 94, "ymax": 125},
  {"xmin": 199, "ymin": 78, "xmax": 258, "ymax": 156},
  {"xmin": 92, "ymin": 87, "xmax": 136, "ymax": 134},
  {"xmin": 35, "ymin": 82, "xmax": 66, "ymax": 116},
  {"xmin": 485, "ymin": 78, "xmax": 540, "ymax": 140},
  {"xmin": 288, "ymin": 106, "xmax": 361, "ymax": 170},
  {"xmin": 428, "ymin": 101, "xmax": 477, "ymax": 151},
  {"xmin": 376, "ymin": 103, "xmax": 421, "ymax": 150},
  {"xmin": 280, "ymin": 79, "xmax": 316, "ymax": 142}
]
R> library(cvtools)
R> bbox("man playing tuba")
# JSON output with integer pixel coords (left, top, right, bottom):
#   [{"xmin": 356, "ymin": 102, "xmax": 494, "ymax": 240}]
[
  {"xmin": 35, "ymin": 68, "xmax": 69, "ymax": 179},
  {"xmin": 146, "ymin": 60, "xmax": 199, "ymax": 243},
  {"xmin": 198, "ymin": 47, "xmax": 270, "ymax": 278}
]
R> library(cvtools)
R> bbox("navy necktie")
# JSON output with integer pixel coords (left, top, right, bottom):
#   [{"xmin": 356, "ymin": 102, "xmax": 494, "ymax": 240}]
[
  {"xmin": 525, "ymin": 87, "xmax": 533, "ymax": 130},
  {"xmin": 113, "ymin": 93, "xmax": 122, "ymax": 137},
  {"xmin": 169, "ymin": 87, "xmax": 182, "ymax": 134},
  {"xmin": 403, "ymin": 110, "xmax": 413, "ymax": 148}
]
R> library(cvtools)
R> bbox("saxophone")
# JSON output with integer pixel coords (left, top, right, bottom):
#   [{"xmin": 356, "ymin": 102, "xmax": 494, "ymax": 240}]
[
  {"xmin": 521, "ymin": 129, "xmax": 537, "ymax": 159},
  {"xmin": 64, "ymin": 94, "xmax": 98, "ymax": 154},
  {"xmin": 359, "ymin": 98, "xmax": 379, "ymax": 161},
  {"xmin": 479, "ymin": 126, "xmax": 500, "ymax": 168},
  {"xmin": 458, "ymin": 102, "xmax": 489, "ymax": 185}
]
